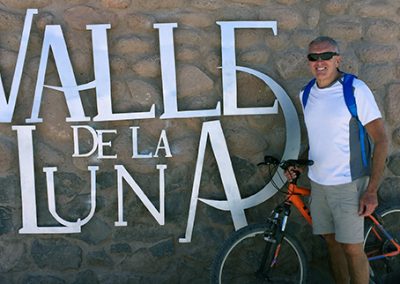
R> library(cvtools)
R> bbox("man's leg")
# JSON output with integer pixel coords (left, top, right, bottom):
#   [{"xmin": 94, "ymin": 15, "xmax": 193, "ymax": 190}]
[
  {"xmin": 342, "ymin": 242, "xmax": 369, "ymax": 284},
  {"xmin": 324, "ymin": 234, "xmax": 350, "ymax": 284}
]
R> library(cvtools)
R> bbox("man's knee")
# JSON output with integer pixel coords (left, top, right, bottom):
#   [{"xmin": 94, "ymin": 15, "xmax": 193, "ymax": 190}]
[{"xmin": 341, "ymin": 242, "xmax": 365, "ymax": 257}]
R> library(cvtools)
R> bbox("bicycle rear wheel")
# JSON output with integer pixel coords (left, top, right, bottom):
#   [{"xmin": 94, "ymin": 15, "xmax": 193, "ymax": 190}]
[
  {"xmin": 364, "ymin": 206, "xmax": 400, "ymax": 283},
  {"xmin": 210, "ymin": 223, "xmax": 307, "ymax": 284}
]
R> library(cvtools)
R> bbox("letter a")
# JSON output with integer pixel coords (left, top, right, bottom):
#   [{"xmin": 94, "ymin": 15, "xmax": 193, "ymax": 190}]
[{"xmin": 179, "ymin": 120, "xmax": 247, "ymax": 243}]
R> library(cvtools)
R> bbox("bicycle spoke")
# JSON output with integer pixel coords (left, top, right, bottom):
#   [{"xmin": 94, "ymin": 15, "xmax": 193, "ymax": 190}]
[{"xmin": 365, "ymin": 207, "xmax": 400, "ymax": 283}]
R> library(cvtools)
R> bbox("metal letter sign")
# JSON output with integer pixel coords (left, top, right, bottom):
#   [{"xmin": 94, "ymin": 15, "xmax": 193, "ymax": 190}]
[{"xmin": 7, "ymin": 11, "xmax": 300, "ymax": 240}]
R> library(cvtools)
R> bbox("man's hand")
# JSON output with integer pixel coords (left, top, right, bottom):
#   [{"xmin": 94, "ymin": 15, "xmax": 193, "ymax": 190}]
[
  {"xmin": 358, "ymin": 190, "xmax": 378, "ymax": 216},
  {"xmin": 284, "ymin": 166, "xmax": 302, "ymax": 183}
]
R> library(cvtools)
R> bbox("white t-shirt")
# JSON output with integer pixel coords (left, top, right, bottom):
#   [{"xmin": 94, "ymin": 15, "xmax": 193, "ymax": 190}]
[{"xmin": 299, "ymin": 77, "xmax": 382, "ymax": 185}]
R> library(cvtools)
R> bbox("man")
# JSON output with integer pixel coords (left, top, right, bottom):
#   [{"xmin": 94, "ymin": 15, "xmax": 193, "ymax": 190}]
[{"xmin": 290, "ymin": 36, "xmax": 388, "ymax": 283}]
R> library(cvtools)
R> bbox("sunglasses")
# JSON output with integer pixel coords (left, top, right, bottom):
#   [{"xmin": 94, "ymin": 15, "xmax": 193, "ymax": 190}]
[{"xmin": 307, "ymin": 52, "xmax": 339, "ymax": 62}]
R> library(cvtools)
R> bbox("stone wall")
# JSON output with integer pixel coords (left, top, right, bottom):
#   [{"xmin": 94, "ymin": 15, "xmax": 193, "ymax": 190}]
[{"xmin": 0, "ymin": 0, "xmax": 399, "ymax": 283}]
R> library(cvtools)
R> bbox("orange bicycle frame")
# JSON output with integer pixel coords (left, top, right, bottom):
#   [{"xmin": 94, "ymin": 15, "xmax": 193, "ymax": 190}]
[{"xmin": 286, "ymin": 183, "xmax": 312, "ymax": 225}]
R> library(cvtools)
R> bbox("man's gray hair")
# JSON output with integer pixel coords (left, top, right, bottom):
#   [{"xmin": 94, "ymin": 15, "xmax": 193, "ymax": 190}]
[{"xmin": 309, "ymin": 36, "xmax": 340, "ymax": 53}]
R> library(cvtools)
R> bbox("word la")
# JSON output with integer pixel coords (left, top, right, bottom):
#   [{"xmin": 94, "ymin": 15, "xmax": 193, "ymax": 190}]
[{"xmin": 71, "ymin": 125, "xmax": 172, "ymax": 159}]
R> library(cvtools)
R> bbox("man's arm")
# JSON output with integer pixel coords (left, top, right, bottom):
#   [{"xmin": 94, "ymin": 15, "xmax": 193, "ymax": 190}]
[{"xmin": 359, "ymin": 118, "xmax": 388, "ymax": 216}]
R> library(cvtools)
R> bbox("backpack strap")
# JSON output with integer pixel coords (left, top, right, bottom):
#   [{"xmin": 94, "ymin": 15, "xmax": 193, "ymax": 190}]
[
  {"xmin": 342, "ymin": 73, "xmax": 357, "ymax": 117},
  {"xmin": 342, "ymin": 73, "xmax": 369, "ymax": 168},
  {"xmin": 301, "ymin": 78, "xmax": 316, "ymax": 108}
]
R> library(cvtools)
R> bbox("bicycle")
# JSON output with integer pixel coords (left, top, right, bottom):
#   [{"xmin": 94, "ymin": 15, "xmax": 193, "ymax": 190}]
[{"xmin": 210, "ymin": 155, "xmax": 400, "ymax": 284}]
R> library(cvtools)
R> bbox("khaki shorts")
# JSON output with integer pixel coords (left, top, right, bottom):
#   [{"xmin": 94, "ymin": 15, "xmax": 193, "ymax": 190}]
[{"xmin": 309, "ymin": 177, "xmax": 369, "ymax": 244}]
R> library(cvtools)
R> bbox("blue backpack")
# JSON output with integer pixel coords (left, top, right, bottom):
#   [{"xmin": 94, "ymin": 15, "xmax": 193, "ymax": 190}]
[{"xmin": 301, "ymin": 73, "xmax": 369, "ymax": 168}]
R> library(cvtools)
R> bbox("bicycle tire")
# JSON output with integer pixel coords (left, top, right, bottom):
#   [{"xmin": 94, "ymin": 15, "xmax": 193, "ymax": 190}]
[
  {"xmin": 364, "ymin": 206, "xmax": 400, "ymax": 284},
  {"xmin": 210, "ymin": 223, "xmax": 307, "ymax": 284}
]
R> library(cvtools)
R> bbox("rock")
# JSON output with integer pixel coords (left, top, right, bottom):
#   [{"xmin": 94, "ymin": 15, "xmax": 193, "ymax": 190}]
[
  {"xmin": 87, "ymin": 250, "xmax": 114, "ymax": 266},
  {"xmin": 0, "ymin": 237, "xmax": 24, "ymax": 272},
  {"xmin": 384, "ymin": 84, "xmax": 400, "ymax": 124},
  {"xmin": 322, "ymin": 17, "xmax": 362, "ymax": 41},
  {"xmin": 366, "ymin": 19, "xmax": 399, "ymax": 43},
  {"xmin": 101, "ymin": 0, "xmax": 131, "ymax": 9},
  {"xmin": 31, "ymin": 238, "xmax": 82, "ymax": 270},
  {"xmin": 387, "ymin": 152, "xmax": 400, "ymax": 176},
  {"xmin": 356, "ymin": 44, "xmax": 398, "ymax": 64},
  {"xmin": 64, "ymin": 6, "xmax": 118, "ymax": 30},
  {"xmin": 113, "ymin": 35, "xmax": 154, "ymax": 55},
  {"xmin": 72, "ymin": 270, "xmax": 99, "ymax": 284},
  {"xmin": 323, "ymin": 0, "xmax": 349, "ymax": 15},
  {"xmin": 177, "ymin": 65, "xmax": 214, "ymax": 97}
]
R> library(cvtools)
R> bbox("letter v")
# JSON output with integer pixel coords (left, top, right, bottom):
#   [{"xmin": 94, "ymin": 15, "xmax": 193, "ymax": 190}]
[{"xmin": 0, "ymin": 9, "xmax": 37, "ymax": 122}]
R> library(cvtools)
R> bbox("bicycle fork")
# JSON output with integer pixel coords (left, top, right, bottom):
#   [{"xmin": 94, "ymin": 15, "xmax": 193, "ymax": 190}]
[{"xmin": 256, "ymin": 203, "xmax": 292, "ymax": 279}]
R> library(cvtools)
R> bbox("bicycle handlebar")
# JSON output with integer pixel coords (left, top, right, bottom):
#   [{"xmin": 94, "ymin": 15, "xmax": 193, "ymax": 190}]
[{"xmin": 258, "ymin": 155, "xmax": 314, "ymax": 170}]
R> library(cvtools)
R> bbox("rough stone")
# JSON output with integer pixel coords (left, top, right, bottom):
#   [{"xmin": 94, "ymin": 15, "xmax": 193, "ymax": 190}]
[
  {"xmin": 259, "ymin": 6, "xmax": 303, "ymax": 30},
  {"xmin": 113, "ymin": 35, "xmax": 154, "ymax": 55},
  {"xmin": 238, "ymin": 49, "xmax": 269, "ymax": 65},
  {"xmin": 72, "ymin": 270, "xmax": 99, "ymax": 284},
  {"xmin": 179, "ymin": 12, "xmax": 214, "ymax": 28},
  {"xmin": 131, "ymin": 0, "xmax": 186, "ymax": 10},
  {"xmin": 277, "ymin": 0, "xmax": 299, "ymax": 4},
  {"xmin": 379, "ymin": 177, "xmax": 400, "ymax": 205},
  {"xmin": 125, "ymin": 79, "xmax": 161, "ymax": 112},
  {"xmin": 126, "ymin": 13, "xmax": 156, "ymax": 33},
  {"xmin": 322, "ymin": 17, "xmax": 362, "ymax": 41},
  {"xmin": 110, "ymin": 243, "xmax": 132, "ymax": 254},
  {"xmin": 176, "ymin": 46, "xmax": 201, "ymax": 61},
  {"xmin": 177, "ymin": 65, "xmax": 214, "ymax": 97},
  {"xmin": 0, "ymin": 238, "xmax": 24, "ymax": 272},
  {"xmin": 323, "ymin": 0, "xmax": 349, "ymax": 15},
  {"xmin": 99, "ymin": 273, "xmax": 141, "ymax": 284},
  {"xmin": 0, "ymin": 48, "xmax": 17, "ymax": 72},
  {"xmin": 356, "ymin": 44, "xmax": 398, "ymax": 64},
  {"xmin": 63, "ymin": 6, "xmax": 119, "ymax": 30},
  {"xmin": 76, "ymin": 217, "xmax": 111, "ymax": 245},
  {"xmin": 356, "ymin": 2, "xmax": 397, "ymax": 18},
  {"xmin": 35, "ymin": 12, "xmax": 54, "ymax": 31},
  {"xmin": 235, "ymin": 29, "xmax": 267, "ymax": 51},
  {"xmin": 307, "ymin": 8, "xmax": 320, "ymax": 28},
  {"xmin": 0, "ymin": 139, "xmax": 14, "ymax": 174},
  {"xmin": 102, "ymin": 0, "xmax": 131, "ymax": 9},
  {"xmin": 387, "ymin": 152, "xmax": 400, "ymax": 176},
  {"xmin": 31, "ymin": 239, "xmax": 82, "ymax": 270},
  {"xmin": 384, "ymin": 84, "xmax": 400, "ymax": 124},
  {"xmin": 366, "ymin": 20, "xmax": 399, "ymax": 43},
  {"xmin": 21, "ymin": 275, "xmax": 65, "ymax": 284},
  {"xmin": 87, "ymin": 250, "xmax": 114, "ymax": 266},
  {"xmin": 0, "ymin": 9, "xmax": 23, "ymax": 31},
  {"xmin": 361, "ymin": 64, "xmax": 395, "ymax": 91},
  {"xmin": 0, "ymin": 176, "xmax": 18, "ymax": 203},
  {"xmin": 149, "ymin": 238, "xmax": 174, "ymax": 257},
  {"xmin": 132, "ymin": 55, "xmax": 160, "ymax": 77},
  {"xmin": 110, "ymin": 55, "xmax": 129, "ymax": 74},
  {"xmin": 392, "ymin": 128, "xmax": 400, "ymax": 146},
  {"xmin": 1, "ymin": 0, "xmax": 52, "ymax": 8},
  {"xmin": 275, "ymin": 49, "xmax": 309, "ymax": 80},
  {"xmin": 0, "ymin": 206, "xmax": 13, "ymax": 235},
  {"xmin": 190, "ymin": 0, "xmax": 222, "ymax": 10}
]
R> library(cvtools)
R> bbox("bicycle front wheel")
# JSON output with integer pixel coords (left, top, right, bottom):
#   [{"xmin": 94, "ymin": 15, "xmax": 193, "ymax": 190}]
[
  {"xmin": 210, "ymin": 223, "xmax": 307, "ymax": 284},
  {"xmin": 364, "ymin": 206, "xmax": 400, "ymax": 283}
]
